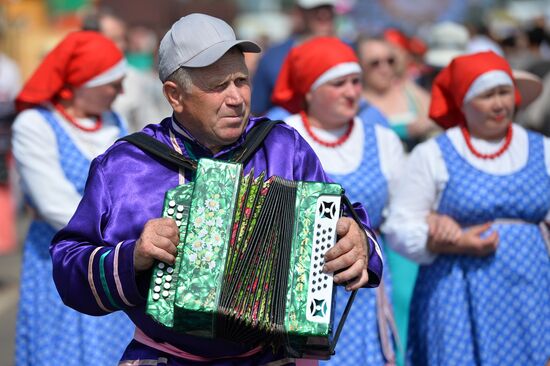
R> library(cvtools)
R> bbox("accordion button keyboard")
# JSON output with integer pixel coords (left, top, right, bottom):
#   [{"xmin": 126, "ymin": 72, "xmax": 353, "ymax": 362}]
[{"xmin": 306, "ymin": 194, "xmax": 341, "ymax": 323}]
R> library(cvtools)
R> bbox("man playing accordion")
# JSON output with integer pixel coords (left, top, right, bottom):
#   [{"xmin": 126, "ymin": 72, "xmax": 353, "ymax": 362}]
[{"xmin": 50, "ymin": 13, "xmax": 383, "ymax": 366}]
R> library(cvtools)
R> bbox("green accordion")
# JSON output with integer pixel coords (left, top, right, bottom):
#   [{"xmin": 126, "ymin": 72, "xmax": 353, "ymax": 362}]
[{"xmin": 145, "ymin": 158, "xmax": 345, "ymax": 359}]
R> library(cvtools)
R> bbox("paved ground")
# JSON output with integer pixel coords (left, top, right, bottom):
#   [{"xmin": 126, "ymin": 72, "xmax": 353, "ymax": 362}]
[
  {"xmin": 0, "ymin": 250, "xmax": 21, "ymax": 366},
  {"xmin": 0, "ymin": 213, "xmax": 29, "ymax": 366}
]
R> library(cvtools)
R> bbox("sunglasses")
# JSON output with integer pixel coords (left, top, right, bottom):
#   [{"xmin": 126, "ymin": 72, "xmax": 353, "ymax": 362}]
[{"xmin": 366, "ymin": 57, "xmax": 396, "ymax": 68}]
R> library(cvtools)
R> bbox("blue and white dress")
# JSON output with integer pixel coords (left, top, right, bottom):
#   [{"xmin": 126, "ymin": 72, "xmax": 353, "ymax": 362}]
[
  {"xmin": 285, "ymin": 114, "xmax": 404, "ymax": 365},
  {"xmin": 14, "ymin": 108, "xmax": 134, "ymax": 365},
  {"xmin": 408, "ymin": 130, "xmax": 550, "ymax": 366}
]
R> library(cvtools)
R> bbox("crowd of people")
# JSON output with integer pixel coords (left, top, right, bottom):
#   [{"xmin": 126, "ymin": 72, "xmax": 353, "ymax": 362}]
[{"xmin": 0, "ymin": 0, "xmax": 549, "ymax": 365}]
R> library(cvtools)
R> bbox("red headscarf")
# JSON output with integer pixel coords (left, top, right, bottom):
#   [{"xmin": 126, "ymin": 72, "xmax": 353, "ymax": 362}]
[
  {"xmin": 16, "ymin": 31, "xmax": 125, "ymax": 111},
  {"xmin": 429, "ymin": 51, "xmax": 521, "ymax": 129},
  {"xmin": 271, "ymin": 36, "xmax": 360, "ymax": 113},
  {"xmin": 383, "ymin": 28, "xmax": 427, "ymax": 56}
]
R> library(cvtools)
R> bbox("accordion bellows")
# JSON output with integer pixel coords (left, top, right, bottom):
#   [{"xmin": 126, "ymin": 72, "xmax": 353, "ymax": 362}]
[{"xmin": 146, "ymin": 159, "xmax": 344, "ymax": 358}]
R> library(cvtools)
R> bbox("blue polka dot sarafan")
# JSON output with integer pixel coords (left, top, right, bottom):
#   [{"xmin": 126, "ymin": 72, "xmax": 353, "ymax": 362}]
[
  {"xmin": 408, "ymin": 131, "xmax": 550, "ymax": 366},
  {"xmin": 321, "ymin": 123, "xmax": 396, "ymax": 366},
  {"xmin": 16, "ymin": 108, "xmax": 134, "ymax": 365}
]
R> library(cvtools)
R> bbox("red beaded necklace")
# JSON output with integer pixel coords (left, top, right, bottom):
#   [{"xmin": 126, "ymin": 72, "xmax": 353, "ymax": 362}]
[
  {"xmin": 300, "ymin": 111, "xmax": 354, "ymax": 148},
  {"xmin": 460, "ymin": 124, "xmax": 513, "ymax": 159},
  {"xmin": 53, "ymin": 102, "xmax": 103, "ymax": 132}
]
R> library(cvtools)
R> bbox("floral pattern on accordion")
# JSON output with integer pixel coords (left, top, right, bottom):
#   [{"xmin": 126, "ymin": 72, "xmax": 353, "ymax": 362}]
[
  {"xmin": 175, "ymin": 159, "xmax": 242, "ymax": 335},
  {"xmin": 145, "ymin": 158, "xmax": 344, "ymax": 355}
]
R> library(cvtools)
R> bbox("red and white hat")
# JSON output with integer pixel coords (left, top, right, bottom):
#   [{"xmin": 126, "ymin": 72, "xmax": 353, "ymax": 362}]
[
  {"xmin": 271, "ymin": 36, "xmax": 361, "ymax": 114},
  {"xmin": 429, "ymin": 51, "xmax": 520, "ymax": 129},
  {"xmin": 16, "ymin": 31, "xmax": 126, "ymax": 111}
]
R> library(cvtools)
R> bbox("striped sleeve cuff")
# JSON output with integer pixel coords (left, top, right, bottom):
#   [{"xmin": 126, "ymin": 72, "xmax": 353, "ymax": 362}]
[
  {"xmin": 365, "ymin": 228, "xmax": 383, "ymax": 288},
  {"xmin": 88, "ymin": 240, "xmax": 146, "ymax": 311}
]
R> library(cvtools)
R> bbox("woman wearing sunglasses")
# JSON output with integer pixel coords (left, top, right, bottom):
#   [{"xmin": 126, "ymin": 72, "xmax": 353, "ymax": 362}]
[
  {"xmin": 383, "ymin": 51, "xmax": 550, "ymax": 365},
  {"xmin": 272, "ymin": 36, "xmax": 404, "ymax": 366},
  {"xmin": 357, "ymin": 36, "xmax": 437, "ymax": 151},
  {"xmin": 357, "ymin": 35, "xmax": 433, "ymax": 366}
]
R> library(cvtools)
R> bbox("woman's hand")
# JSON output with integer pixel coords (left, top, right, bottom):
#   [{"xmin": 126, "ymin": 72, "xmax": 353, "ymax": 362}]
[
  {"xmin": 407, "ymin": 117, "xmax": 440, "ymax": 140},
  {"xmin": 427, "ymin": 214, "xmax": 499, "ymax": 256},
  {"xmin": 427, "ymin": 213, "xmax": 462, "ymax": 248},
  {"xmin": 457, "ymin": 223, "xmax": 499, "ymax": 256}
]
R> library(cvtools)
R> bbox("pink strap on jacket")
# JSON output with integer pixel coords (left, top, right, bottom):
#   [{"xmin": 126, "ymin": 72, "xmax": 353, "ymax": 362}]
[{"xmin": 133, "ymin": 327, "xmax": 262, "ymax": 362}]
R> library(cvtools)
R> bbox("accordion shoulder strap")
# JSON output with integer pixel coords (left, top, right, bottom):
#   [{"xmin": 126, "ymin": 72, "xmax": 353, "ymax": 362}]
[
  {"xmin": 231, "ymin": 119, "xmax": 282, "ymax": 164},
  {"xmin": 118, "ymin": 131, "xmax": 198, "ymax": 171},
  {"xmin": 118, "ymin": 119, "xmax": 282, "ymax": 171}
]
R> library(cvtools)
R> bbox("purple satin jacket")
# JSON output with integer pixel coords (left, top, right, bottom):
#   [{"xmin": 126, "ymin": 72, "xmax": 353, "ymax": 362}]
[{"xmin": 50, "ymin": 116, "xmax": 383, "ymax": 362}]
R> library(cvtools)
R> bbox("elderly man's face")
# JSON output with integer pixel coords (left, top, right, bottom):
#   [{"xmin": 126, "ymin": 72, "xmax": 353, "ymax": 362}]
[{"xmin": 176, "ymin": 50, "xmax": 251, "ymax": 153}]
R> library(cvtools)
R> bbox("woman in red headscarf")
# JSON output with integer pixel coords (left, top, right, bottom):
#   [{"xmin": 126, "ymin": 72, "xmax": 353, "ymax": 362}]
[
  {"xmin": 12, "ymin": 31, "xmax": 134, "ymax": 365},
  {"xmin": 272, "ymin": 36, "xmax": 404, "ymax": 366},
  {"xmin": 382, "ymin": 51, "xmax": 550, "ymax": 365}
]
